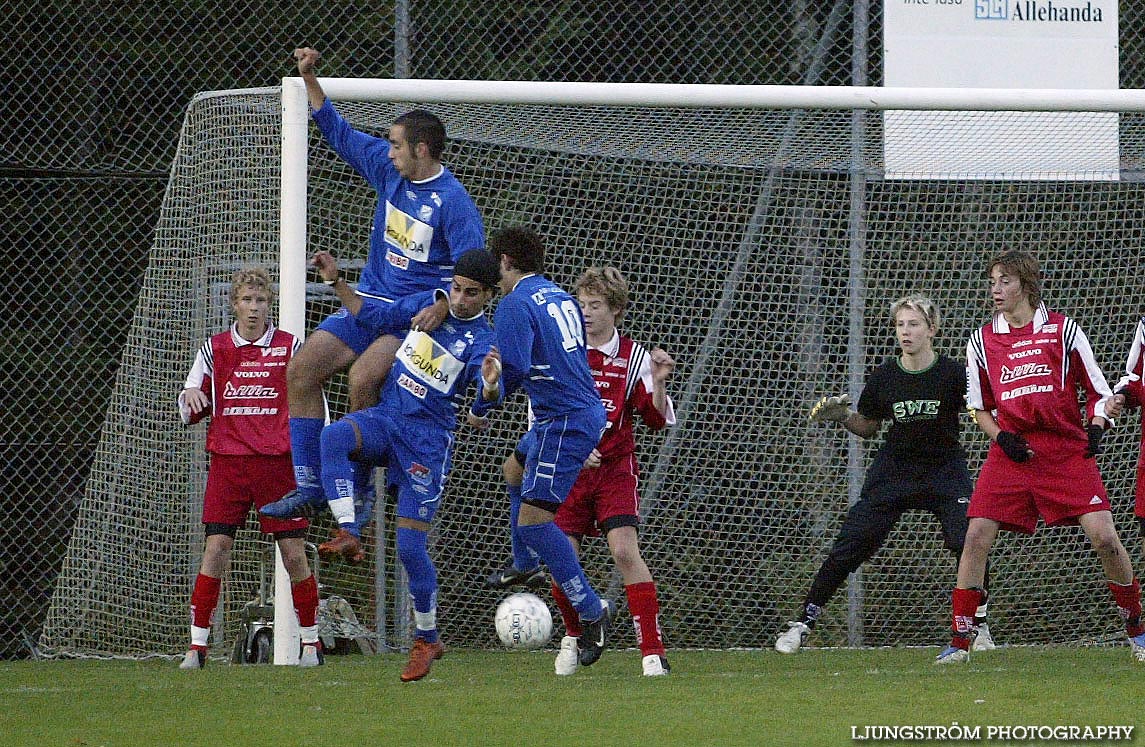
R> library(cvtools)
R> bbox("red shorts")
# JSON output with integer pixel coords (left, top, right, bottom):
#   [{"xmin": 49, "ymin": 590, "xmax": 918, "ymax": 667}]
[
  {"xmin": 969, "ymin": 435, "xmax": 1109, "ymax": 535},
  {"xmin": 555, "ymin": 453, "xmax": 641, "ymax": 538},
  {"xmin": 202, "ymin": 453, "xmax": 307, "ymax": 535}
]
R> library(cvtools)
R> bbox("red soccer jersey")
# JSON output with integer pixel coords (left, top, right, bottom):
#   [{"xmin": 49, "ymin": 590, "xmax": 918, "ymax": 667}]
[
  {"xmin": 588, "ymin": 330, "xmax": 675, "ymax": 462},
  {"xmin": 1114, "ymin": 316, "xmax": 1145, "ymax": 516},
  {"xmin": 966, "ymin": 304, "xmax": 1114, "ymax": 448},
  {"xmin": 179, "ymin": 324, "xmax": 298, "ymax": 456}
]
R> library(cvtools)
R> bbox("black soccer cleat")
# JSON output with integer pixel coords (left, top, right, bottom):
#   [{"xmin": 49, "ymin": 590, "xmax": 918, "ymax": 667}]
[
  {"xmin": 485, "ymin": 562, "xmax": 548, "ymax": 590},
  {"xmin": 577, "ymin": 599, "xmax": 613, "ymax": 667}
]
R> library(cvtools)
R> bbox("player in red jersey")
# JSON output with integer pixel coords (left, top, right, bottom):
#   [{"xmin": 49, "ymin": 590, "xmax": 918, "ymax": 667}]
[
  {"xmin": 1111, "ymin": 316, "xmax": 1145, "ymax": 659},
  {"xmin": 176, "ymin": 266, "xmax": 322, "ymax": 669},
  {"xmin": 487, "ymin": 266, "xmax": 676, "ymax": 676},
  {"xmin": 935, "ymin": 250, "xmax": 1145, "ymax": 663}
]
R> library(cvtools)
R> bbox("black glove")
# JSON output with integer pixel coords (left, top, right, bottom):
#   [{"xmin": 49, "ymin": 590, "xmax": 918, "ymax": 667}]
[
  {"xmin": 1084, "ymin": 423, "xmax": 1104, "ymax": 459},
  {"xmin": 995, "ymin": 431, "xmax": 1032, "ymax": 463}
]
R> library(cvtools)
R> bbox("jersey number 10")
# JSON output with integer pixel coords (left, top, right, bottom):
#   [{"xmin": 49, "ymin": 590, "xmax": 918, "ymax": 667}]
[{"xmin": 546, "ymin": 300, "xmax": 585, "ymax": 353}]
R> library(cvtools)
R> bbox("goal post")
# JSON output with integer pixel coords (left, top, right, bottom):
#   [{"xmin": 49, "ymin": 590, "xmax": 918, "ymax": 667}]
[{"xmin": 40, "ymin": 80, "xmax": 1145, "ymax": 661}]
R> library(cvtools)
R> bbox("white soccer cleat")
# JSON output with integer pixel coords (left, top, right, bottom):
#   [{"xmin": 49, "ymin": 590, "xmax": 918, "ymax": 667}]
[
  {"xmin": 298, "ymin": 642, "xmax": 325, "ymax": 668},
  {"xmin": 971, "ymin": 622, "xmax": 996, "ymax": 651},
  {"xmin": 554, "ymin": 635, "xmax": 579, "ymax": 676},
  {"xmin": 774, "ymin": 621, "xmax": 810, "ymax": 654},
  {"xmin": 935, "ymin": 646, "xmax": 969, "ymax": 664},
  {"xmin": 642, "ymin": 654, "xmax": 670, "ymax": 676},
  {"xmin": 178, "ymin": 649, "xmax": 205, "ymax": 670},
  {"xmin": 1131, "ymin": 632, "xmax": 1145, "ymax": 663}
]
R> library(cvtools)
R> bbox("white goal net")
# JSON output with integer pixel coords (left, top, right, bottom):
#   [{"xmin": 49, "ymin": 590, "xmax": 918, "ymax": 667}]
[{"xmin": 40, "ymin": 82, "xmax": 1145, "ymax": 658}]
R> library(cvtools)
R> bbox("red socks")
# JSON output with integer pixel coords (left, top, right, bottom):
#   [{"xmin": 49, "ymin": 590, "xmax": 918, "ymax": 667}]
[
  {"xmin": 1108, "ymin": 579, "xmax": 1145, "ymax": 637},
  {"xmin": 949, "ymin": 587, "xmax": 982, "ymax": 651},
  {"xmin": 292, "ymin": 574, "xmax": 319, "ymax": 628},
  {"xmin": 190, "ymin": 573, "xmax": 222, "ymax": 629},
  {"xmin": 626, "ymin": 581, "xmax": 665, "ymax": 656}
]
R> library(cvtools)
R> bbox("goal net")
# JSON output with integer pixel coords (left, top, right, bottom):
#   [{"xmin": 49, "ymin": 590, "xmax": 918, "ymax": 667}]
[{"xmin": 40, "ymin": 81, "xmax": 1145, "ymax": 659}]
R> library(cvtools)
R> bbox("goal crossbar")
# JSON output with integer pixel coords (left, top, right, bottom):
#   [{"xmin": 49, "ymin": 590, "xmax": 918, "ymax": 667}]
[{"xmin": 289, "ymin": 78, "xmax": 1145, "ymax": 112}]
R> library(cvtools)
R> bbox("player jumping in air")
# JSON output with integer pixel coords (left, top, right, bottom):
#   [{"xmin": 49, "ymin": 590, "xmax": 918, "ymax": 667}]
[
  {"xmin": 262, "ymin": 47, "xmax": 486, "ymax": 563},
  {"xmin": 301, "ymin": 248, "xmax": 503, "ymax": 681}
]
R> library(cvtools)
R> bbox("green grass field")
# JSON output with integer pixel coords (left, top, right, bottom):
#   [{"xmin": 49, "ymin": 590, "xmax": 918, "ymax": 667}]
[{"xmin": 1, "ymin": 646, "xmax": 1139, "ymax": 747}]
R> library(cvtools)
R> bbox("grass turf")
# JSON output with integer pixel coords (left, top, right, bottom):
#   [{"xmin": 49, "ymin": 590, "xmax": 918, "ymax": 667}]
[{"xmin": 0, "ymin": 646, "xmax": 1139, "ymax": 746}]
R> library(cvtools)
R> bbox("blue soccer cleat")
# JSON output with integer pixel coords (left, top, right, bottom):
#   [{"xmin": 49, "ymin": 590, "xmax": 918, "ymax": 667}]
[{"xmin": 260, "ymin": 489, "xmax": 324, "ymax": 519}]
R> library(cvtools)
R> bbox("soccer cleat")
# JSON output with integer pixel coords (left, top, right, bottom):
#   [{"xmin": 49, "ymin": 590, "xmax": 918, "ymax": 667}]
[
  {"xmin": 178, "ymin": 649, "xmax": 205, "ymax": 670},
  {"xmin": 971, "ymin": 622, "xmax": 996, "ymax": 651},
  {"xmin": 260, "ymin": 489, "xmax": 323, "ymax": 519},
  {"xmin": 642, "ymin": 654, "xmax": 671, "ymax": 676},
  {"xmin": 400, "ymin": 638, "xmax": 445, "ymax": 682},
  {"xmin": 317, "ymin": 528, "xmax": 364, "ymax": 564},
  {"xmin": 485, "ymin": 562, "xmax": 548, "ymax": 590},
  {"xmin": 577, "ymin": 600, "xmax": 612, "ymax": 667},
  {"xmin": 554, "ymin": 635, "xmax": 579, "ymax": 676},
  {"xmin": 774, "ymin": 621, "xmax": 811, "ymax": 654},
  {"xmin": 935, "ymin": 646, "xmax": 970, "ymax": 664},
  {"xmin": 1131, "ymin": 632, "xmax": 1145, "ymax": 662},
  {"xmin": 298, "ymin": 641, "xmax": 324, "ymax": 668}
]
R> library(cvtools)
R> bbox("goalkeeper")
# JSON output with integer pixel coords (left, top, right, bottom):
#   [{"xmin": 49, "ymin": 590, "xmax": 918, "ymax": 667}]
[{"xmin": 776, "ymin": 294, "xmax": 993, "ymax": 654}]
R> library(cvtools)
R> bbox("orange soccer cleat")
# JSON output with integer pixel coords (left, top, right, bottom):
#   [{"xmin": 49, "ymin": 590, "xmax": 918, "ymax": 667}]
[
  {"xmin": 400, "ymin": 638, "xmax": 445, "ymax": 682},
  {"xmin": 317, "ymin": 528, "xmax": 364, "ymax": 564}
]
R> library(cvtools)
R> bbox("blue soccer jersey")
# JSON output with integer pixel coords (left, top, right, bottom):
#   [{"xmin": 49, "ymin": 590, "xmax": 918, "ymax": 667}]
[
  {"xmin": 311, "ymin": 101, "xmax": 486, "ymax": 300},
  {"xmin": 493, "ymin": 274, "xmax": 604, "ymax": 421},
  {"xmin": 376, "ymin": 311, "xmax": 499, "ymax": 431}
]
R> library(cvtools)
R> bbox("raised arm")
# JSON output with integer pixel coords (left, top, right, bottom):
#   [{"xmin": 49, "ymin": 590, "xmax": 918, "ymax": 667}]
[{"xmin": 294, "ymin": 47, "xmax": 327, "ymax": 112}]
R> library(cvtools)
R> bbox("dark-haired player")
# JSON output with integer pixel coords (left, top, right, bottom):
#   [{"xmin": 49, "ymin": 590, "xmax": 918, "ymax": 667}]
[{"xmin": 268, "ymin": 48, "xmax": 485, "ymax": 563}]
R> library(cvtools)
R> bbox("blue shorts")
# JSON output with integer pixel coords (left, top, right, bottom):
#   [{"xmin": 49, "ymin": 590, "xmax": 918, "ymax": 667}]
[
  {"xmin": 344, "ymin": 408, "xmax": 454, "ymax": 523},
  {"xmin": 520, "ymin": 410, "xmax": 605, "ymax": 508},
  {"xmin": 316, "ymin": 300, "xmax": 398, "ymax": 356},
  {"xmin": 513, "ymin": 430, "xmax": 535, "ymax": 464}
]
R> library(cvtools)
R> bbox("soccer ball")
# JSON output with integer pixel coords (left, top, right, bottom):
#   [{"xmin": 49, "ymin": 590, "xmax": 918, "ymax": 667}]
[{"xmin": 494, "ymin": 592, "xmax": 553, "ymax": 650}]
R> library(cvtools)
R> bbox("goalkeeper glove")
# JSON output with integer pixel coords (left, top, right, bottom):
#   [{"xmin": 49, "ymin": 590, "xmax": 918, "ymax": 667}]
[
  {"xmin": 995, "ymin": 431, "xmax": 1033, "ymax": 463},
  {"xmin": 1083, "ymin": 423, "xmax": 1105, "ymax": 459},
  {"xmin": 809, "ymin": 394, "xmax": 851, "ymax": 423}
]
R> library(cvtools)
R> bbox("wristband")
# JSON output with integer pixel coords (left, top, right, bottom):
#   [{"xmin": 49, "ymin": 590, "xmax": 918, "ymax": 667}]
[{"xmin": 322, "ymin": 276, "xmax": 339, "ymax": 286}]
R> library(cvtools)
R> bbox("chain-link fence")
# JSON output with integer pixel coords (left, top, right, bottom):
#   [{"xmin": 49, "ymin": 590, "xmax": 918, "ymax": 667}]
[{"xmin": 7, "ymin": 2, "xmax": 1145, "ymax": 659}]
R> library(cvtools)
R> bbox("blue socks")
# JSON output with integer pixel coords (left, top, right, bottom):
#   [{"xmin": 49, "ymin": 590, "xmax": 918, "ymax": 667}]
[
  {"xmin": 518, "ymin": 521, "xmax": 603, "ymax": 620},
  {"xmin": 289, "ymin": 417, "xmax": 325, "ymax": 505},
  {"xmin": 397, "ymin": 527, "xmax": 439, "ymax": 643},
  {"xmin": 507, "ymin": 483, "xmax": 539, "ymax": 572},
  {"xmin": 318, "ymin": 419, "xmax": 361, "ymax": 532}
]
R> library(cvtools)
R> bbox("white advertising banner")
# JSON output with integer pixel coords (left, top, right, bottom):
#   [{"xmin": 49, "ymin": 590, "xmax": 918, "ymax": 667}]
[{"xmin": 883, "ymin": 0, "xmax": 1119, "ymax": 179}]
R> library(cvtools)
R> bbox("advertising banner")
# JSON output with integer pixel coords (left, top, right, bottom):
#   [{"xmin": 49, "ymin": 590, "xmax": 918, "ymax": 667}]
[{"xmin": 883, "ymin": 0, "xmax": 1118, "ymax": 179}]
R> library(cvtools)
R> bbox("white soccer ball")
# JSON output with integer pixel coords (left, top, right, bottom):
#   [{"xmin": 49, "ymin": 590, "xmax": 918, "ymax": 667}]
[{"xmin": 494, "ymin": 592, "xmax": 553, "ymax": 650}]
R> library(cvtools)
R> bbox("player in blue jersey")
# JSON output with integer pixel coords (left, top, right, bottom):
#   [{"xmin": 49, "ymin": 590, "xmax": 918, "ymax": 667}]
[
  {"xmin": 283, "ymin": 247, "xmax": 501, "ymax": 681},
  {"xmin": 279, "ymin": 48, "xmax": 486, "ymax": 561},
  {"xmin": 479, "ymin": 225, "xmax": 614, "ymax": 667}
]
